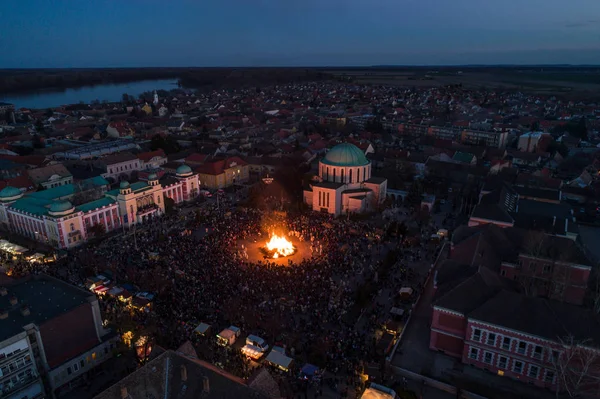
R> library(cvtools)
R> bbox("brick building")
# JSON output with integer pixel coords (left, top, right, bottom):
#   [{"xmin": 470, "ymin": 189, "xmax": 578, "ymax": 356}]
[
  {"xmin": 451, "ymin": 224, "xmax": 591, "ymax": 306},
  {"xmin": 431, "ymin": 271, "xmax": 600, "ymax": 395}
]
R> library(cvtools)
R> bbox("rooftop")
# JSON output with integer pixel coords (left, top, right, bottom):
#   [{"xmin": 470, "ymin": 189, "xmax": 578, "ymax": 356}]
[
  {"xmin": 7, "ymin": 176, "xmax": 109, "ymax": 216},
  {"xmin": 0, "ymin": 274, "xmax": 94, "ymax": 342},
  {"xmin": 94, "ymin": 350, "xmax": 270, "ymax": 399},
  {"xmin": 76, "ymin": 197, "xmax": 116, "ymax": 213},
  {"xmin": 27, "ymin": 164, "xmax": 72, "ymax": 184},
  {"xmin": 321, "ymin": 143, "xmax": 369, "ymax": 167},
  {"xmin": 469, "ymin": 290, "xmax": 600, "ymax": 344}
]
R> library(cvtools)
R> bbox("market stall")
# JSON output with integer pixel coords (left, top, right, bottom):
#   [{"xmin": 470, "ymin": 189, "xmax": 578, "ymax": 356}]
[{"xmin": 265, "ymin": 349, "xmax": 293, "ymax": 372}]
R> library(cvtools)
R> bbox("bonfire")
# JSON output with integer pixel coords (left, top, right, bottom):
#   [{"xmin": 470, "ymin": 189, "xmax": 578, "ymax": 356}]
[{"xmin": 263, "ymin": 233, "xmax": 296, "ymax": 258}]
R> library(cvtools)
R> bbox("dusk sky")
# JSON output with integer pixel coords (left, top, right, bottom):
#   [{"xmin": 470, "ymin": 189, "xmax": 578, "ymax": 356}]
[{"xmin": 2, "ymin": 0, "xmax": 600, "ymax": 67}]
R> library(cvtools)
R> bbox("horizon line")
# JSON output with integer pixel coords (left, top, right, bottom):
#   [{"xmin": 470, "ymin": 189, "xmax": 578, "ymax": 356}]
[{"xmin": 2, "ymin": 63, "xmax": 600, "ymax": 70}]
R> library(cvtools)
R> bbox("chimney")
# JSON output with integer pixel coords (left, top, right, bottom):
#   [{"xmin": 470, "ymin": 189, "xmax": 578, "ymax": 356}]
[
  {"xmin": 21, "ymin": 306, "xmax": 30, "ymax": 317},
  {"xmin": 0, "ymin": 310, "xmax": 7, "ymax": 320},
  {"xmin": 120, "ymin": 387, "xmax": 128, "ymax": 399},
  {"xmin": 9, "ymin": 296, "xmax": 17, "ymax": 306},
  {"xmin": 202, "ymin": 376, "xmax": 210, "ymax": 393},
  {"xmin": 0, "ymin": 287, "xmax": 7, "ymax": 296},
  {"xmin": 180, "ymin": 365, "xmax": 187, "ymax": 382}
]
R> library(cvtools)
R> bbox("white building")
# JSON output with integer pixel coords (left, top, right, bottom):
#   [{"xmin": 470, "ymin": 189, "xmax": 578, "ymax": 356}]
[
  {"xmin": 518, "ymin": 131, "xmax": 548, "ymax": 152},
  {"xmin": 0, "ymin": 165, "xmax": 201, "ymax": 248},
  {"xmin": 303, "ymin": 143, "xmax": 387, "ymax": 216},
  {"xmin": 95, "ymin": 153, "xmax": 141, "ymax": 182}
]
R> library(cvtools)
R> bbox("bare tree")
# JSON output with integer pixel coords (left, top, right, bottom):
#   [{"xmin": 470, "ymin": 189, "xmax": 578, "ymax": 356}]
[
  {"xmin": 520, "ymin": 232, "xmax": 575, "ymax": 301},
  {"xmin": 552, "ymin": 336, "xmax": 600, "ymax": 399}
]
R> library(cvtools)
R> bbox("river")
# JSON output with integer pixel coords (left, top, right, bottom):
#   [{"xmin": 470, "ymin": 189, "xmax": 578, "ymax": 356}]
[{"xmin": 0, "ymin": 79, "xmax": 179, "ymax": 110}]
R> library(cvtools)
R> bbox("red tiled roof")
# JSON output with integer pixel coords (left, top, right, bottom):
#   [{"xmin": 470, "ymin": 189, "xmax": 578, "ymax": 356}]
[
  {"xmin": 39, "ymin": 303, "xmax": 100, "ymax": 368},
  {"xmin": 0, "ymin": 154, "xmax": 46, "ymax": 167},
  {"xmin": 138, "ymin": 149, "xmax": 166, "ymax": 162},
  {"xmin": 0, "ymin": 175, "xmax": 36, "ymax": 192},
  {"xmin": 196, "ymin": 156, "xmax": 247, "ymax": 175},
  {"xmin": 185, "ymin": 153, "xmax": 211, "ymax": 165}
]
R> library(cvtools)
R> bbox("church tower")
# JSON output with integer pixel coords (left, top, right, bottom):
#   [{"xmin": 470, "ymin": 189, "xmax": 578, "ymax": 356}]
[{"xmin": 153, "ymin": 90, "xmax": 159, "ymax": 106}]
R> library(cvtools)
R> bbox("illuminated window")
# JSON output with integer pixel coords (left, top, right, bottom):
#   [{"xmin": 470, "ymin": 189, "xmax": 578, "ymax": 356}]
[{"xmin": 92, "ymin": 352, "xmax": 97, "ymax": 360}]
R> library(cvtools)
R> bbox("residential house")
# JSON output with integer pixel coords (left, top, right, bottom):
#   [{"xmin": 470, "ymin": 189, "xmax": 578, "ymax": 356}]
[
  {"xmin": 105, "ymin": 121, "xmax": 134, "ymax": 138},
  {"xmin": 27, "ymin": 164, "xmax": 73, "ymax": 190},
  {"xmin": 510, "ymin": 151, "xmax": 542, "ymax": 168},
  {"xmin": 196, "ymin": 157, "xmax": 249, "ymax": 190},
  {"xmin": 518, "ymin": 132, "xmax": 549, "ymax": 153},
  {"xmin": 138, "ymin": 149, "xmax": 167, "ymax": 170},
  {"xmin": 167, "ymin": 120, "xmax": 185, "ymax": 132},
  {"xmin": 94, "ymin": 153, "xmax": 141, "ymax": 182}
]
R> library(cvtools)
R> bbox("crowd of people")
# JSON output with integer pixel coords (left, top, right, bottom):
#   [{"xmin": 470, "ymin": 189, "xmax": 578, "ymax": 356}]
[{"xmin": 0, "ymin": 195, "xmax": 439, "ymax": 397}]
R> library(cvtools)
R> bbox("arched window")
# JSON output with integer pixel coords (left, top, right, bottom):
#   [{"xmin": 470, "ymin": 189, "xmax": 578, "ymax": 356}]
[
  {"xmin": 326, "ymin": 167, "xmax": 329, "ymax": 180},
  {"xmin": 341, "ymin": 169, "xmax": 344, "ymax": 183},
  {"xmin": 357, "ymin": 168, "xmax": 361, "ymax": 182},
  {"xmin": 333, "ymin": 168, "xmax": 336, "ymax": 182},
  {"xmin": 70, "ymin": 223, "xmax": 75, "ymax": 232},
  {"xmin": 349, "ymin": 169, "xmax": 353, "ymax": 183}
]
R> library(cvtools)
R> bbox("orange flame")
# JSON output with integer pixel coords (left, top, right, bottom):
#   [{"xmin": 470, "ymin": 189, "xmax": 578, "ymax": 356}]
[{"xmin": 265, "ymin": 233, "xmax": 295, "ymax": 258}]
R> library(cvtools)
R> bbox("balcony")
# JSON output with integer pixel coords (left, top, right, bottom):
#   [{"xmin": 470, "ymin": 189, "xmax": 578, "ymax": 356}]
[
  {"xmin": 0, "ymin": 357, "xmax": 33, "ymax": 380},
  {"xmin": 136, "ymin": 203, "xmax": 159, "ymax": 216},
  {"xmin": 0, "ymin": 372, "xmax": 39, "ymax": 398}
]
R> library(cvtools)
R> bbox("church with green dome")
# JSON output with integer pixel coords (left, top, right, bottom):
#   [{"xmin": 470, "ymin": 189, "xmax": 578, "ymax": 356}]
[{"xmin": 304, "ymin": 143, "xmax": 387, "ymax": 215}]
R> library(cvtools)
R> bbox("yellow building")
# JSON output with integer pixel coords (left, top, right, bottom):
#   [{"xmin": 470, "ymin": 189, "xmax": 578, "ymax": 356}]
[
  {"xmin": 196, "ymin": 157, "xmax": 249, "ymax": 190},
  {"xmin": 141, "ymin": 103, "xmax": 153, "ymax": 115}
]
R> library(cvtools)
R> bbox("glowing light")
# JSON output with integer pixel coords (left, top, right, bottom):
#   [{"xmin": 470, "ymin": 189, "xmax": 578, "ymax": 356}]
[
  {"xmin": 122, "ymin": 331, "xmax": 133, "ymax": 346},
  {"xmin": 265, "ymin": 233, "xmax": 296, "ymax": 258}
]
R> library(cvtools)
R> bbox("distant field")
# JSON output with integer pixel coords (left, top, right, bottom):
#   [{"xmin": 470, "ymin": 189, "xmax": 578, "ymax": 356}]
[{"xmin": 324, "ymin": 68, "xmax": 600, "ymax": 97}]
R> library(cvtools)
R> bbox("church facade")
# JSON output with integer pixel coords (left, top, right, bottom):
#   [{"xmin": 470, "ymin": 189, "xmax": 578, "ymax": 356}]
[{"xmin": 303, "ymin": 143, "xmax": 387, "ymax": 216}]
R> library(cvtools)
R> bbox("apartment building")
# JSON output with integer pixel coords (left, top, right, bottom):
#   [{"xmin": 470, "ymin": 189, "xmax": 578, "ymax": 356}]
[{"xmin": 0, "ymin": 275, "xmax": 117, "ymax": 398}]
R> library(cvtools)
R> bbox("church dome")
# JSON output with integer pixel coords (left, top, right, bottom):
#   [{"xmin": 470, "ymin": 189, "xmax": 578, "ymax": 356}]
[
  {"xmin": 0, "ymin": 186, "xmax": 23, "ymax": 201},
  {"xmin": 119, "ymin": 181, "xmax": 130, "ymax": 189},
  {"xmin": 321, "ymin": 143, "xmax": 369, "ymax": 167},
  {"xmin": 49, "ymin": 200, "xmax": 74, "ymax": 215},
  {"xmin": 176, "ymin": 164, "xmax": 193, "ymax": 176}
]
